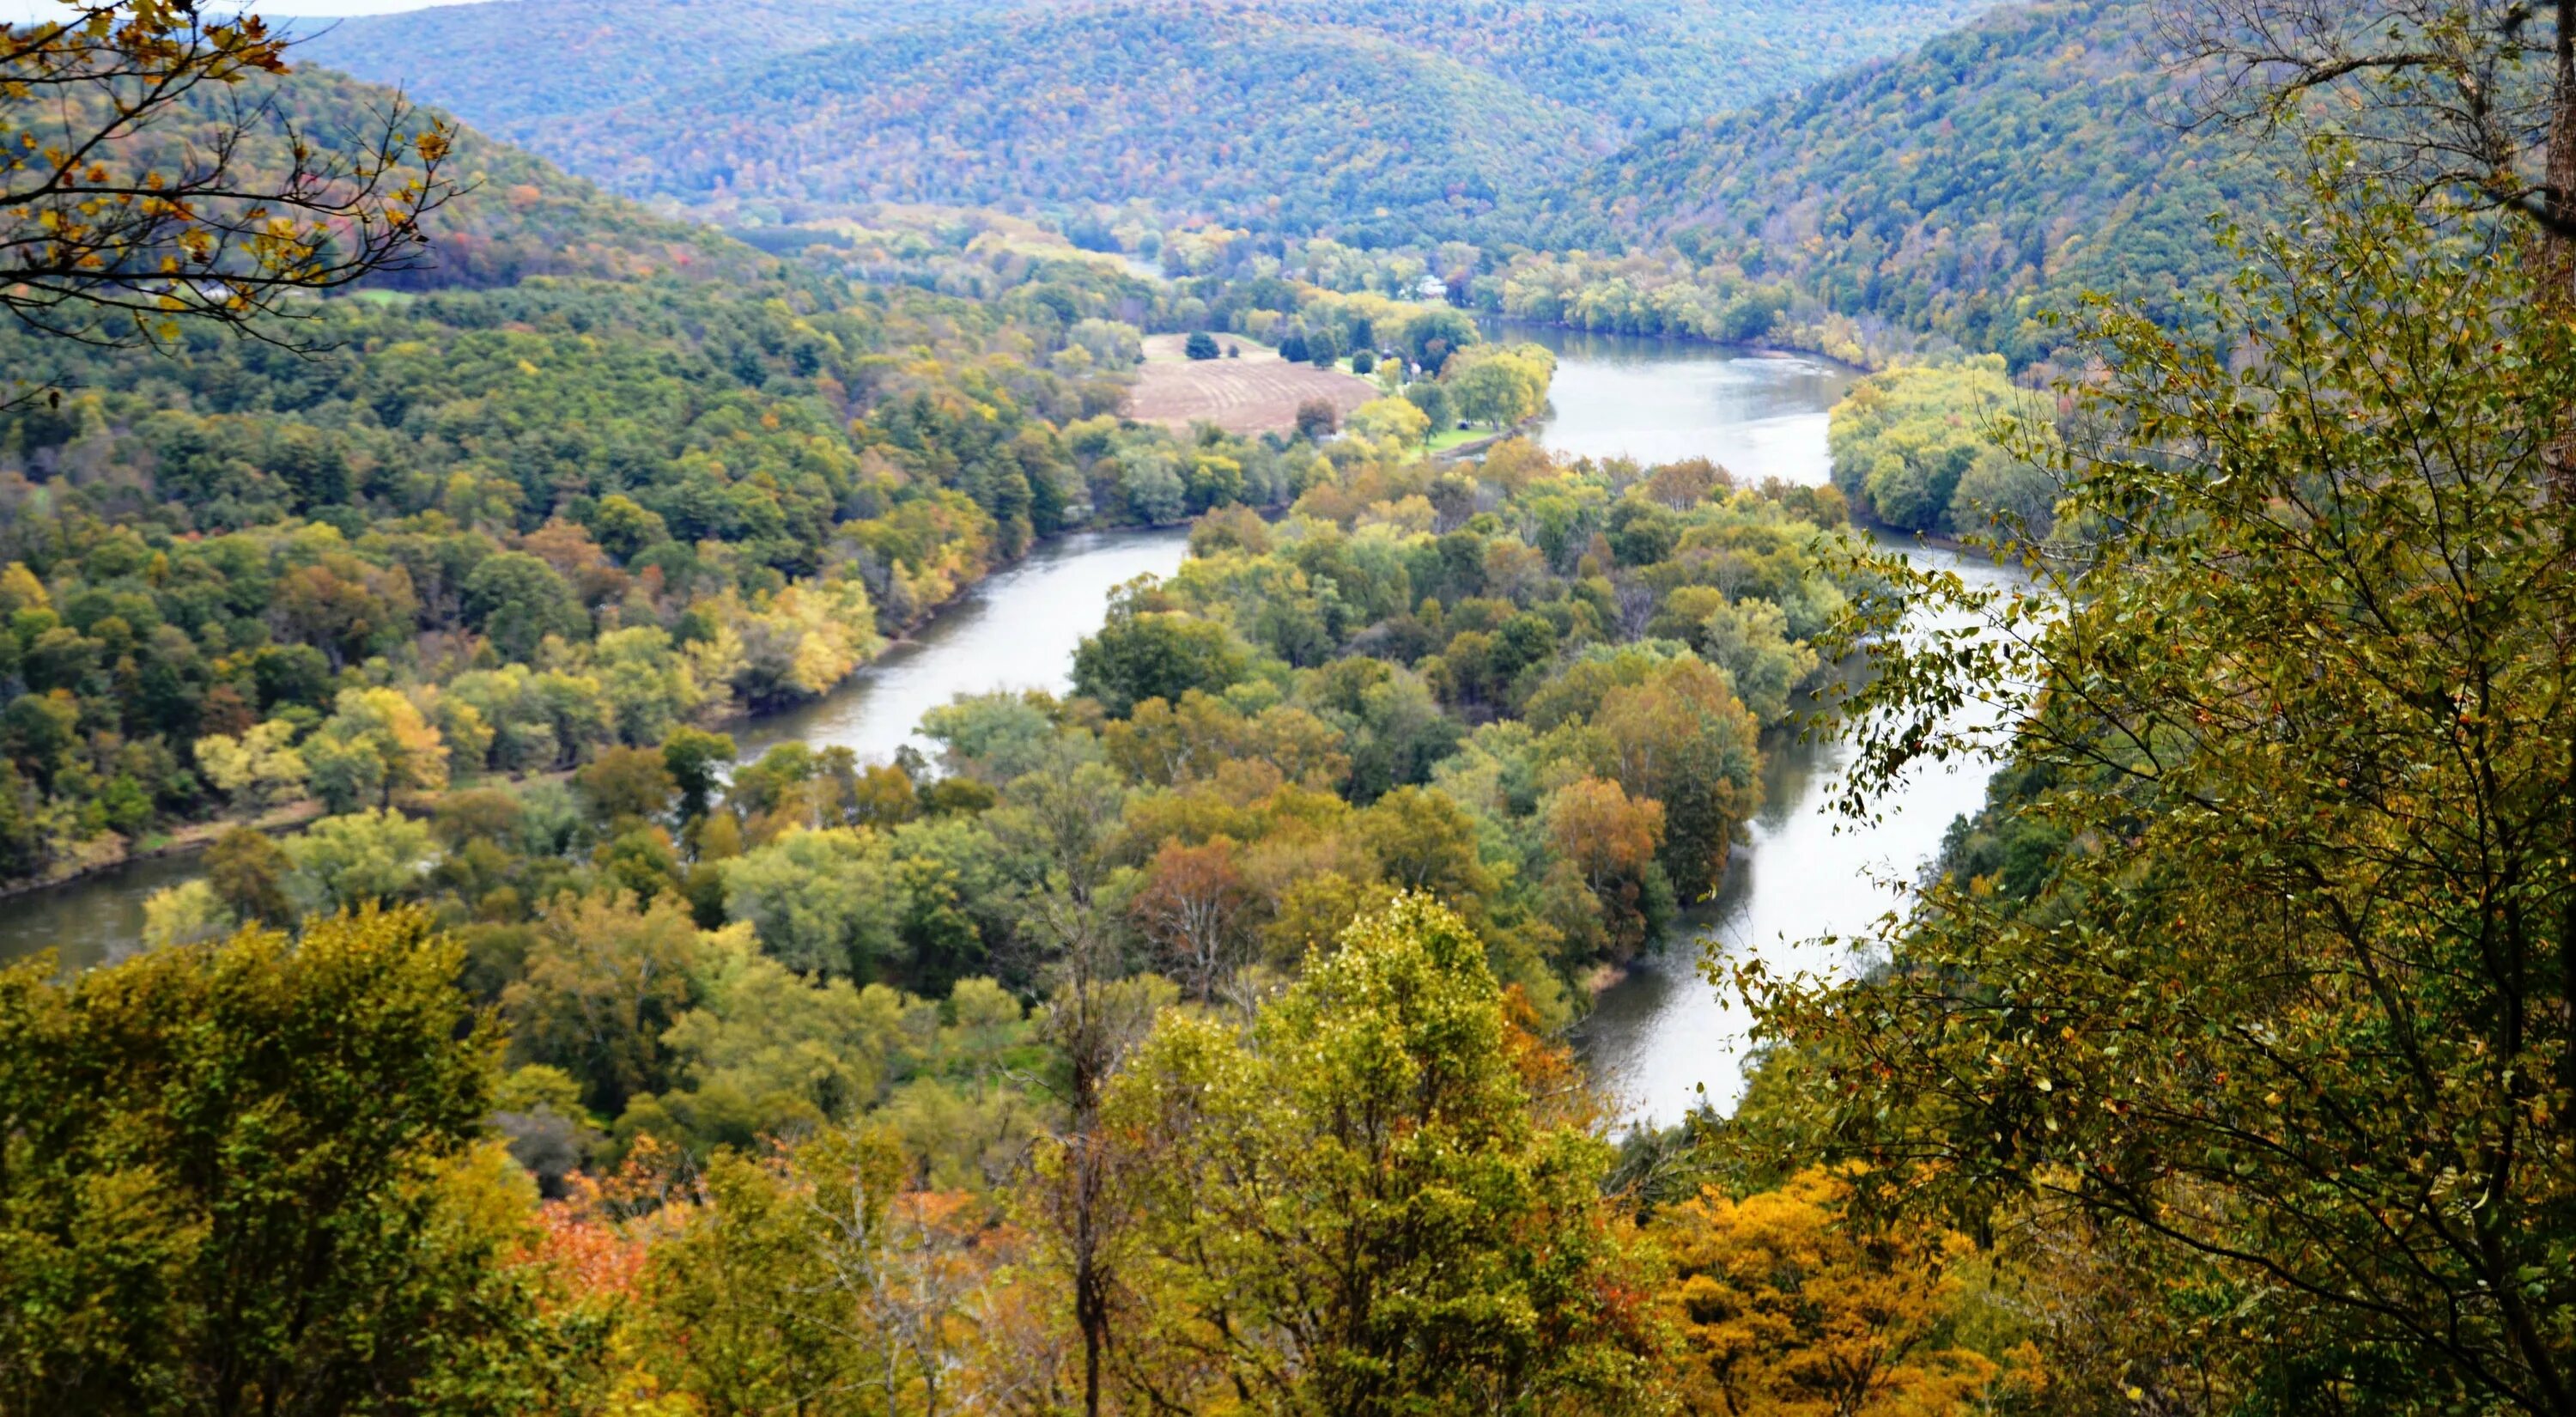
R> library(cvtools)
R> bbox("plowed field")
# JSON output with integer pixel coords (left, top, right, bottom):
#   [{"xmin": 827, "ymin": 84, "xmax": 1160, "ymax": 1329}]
[{"xmin": 1127, "ymin": 335, "xmax": 1380, "ymax": 435}]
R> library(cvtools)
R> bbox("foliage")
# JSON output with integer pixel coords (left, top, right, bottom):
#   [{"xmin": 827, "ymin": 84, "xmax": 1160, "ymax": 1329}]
[
  {"xmin": 312, "ymin": 0, "xmax": 1996, "ymax": 240},
  {"xmin": 1651, "ymin": 1167, "xmax": 2005, "ymax": 1415},
  {"xmin": 1747, "ymin": 181, "xmax": 2576, "ymax": 1413},
  {"xmin": 0, "ymin": 2, "xmax": 451, "ymax": 350},
  {"xmin": 1102, "ymin": 894, "xmax": 1667, "ymax": 1412},
  {"xmin": 1826, "ymin": 355, "xmax": 2049, "ymax": 535},
  {"xmin": 1497, "ymin": 0, "xmax": 2252, "ymax": 369},
  {"xmin": 0, "ymin": 908, "xmax": 587, "ymax": 1413}
]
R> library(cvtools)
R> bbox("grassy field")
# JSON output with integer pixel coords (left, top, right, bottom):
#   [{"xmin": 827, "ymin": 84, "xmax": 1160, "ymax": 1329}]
[{"xmin": 1127, "ymin": 335, "xmax": 1381, "ymax": 435}]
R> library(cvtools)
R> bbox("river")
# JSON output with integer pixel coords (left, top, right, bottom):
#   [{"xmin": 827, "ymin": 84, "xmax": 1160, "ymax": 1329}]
[
  {"xmin": 1497, "ymin": 321, "xmax": 2013, "ymax": 1127},
  {"xmin": 1, "ymin": 327, "xmax": 2000, "ymax": 1134},
  {"xmin": 0, "ymin": 530, "xmax": 1190, "ymax": 975}
]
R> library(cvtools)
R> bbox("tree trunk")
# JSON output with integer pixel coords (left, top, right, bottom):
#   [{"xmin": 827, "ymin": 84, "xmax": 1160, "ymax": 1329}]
[{"xmin": 2547, "ymin": 0, "xmax": 2576, "ymax": 501}]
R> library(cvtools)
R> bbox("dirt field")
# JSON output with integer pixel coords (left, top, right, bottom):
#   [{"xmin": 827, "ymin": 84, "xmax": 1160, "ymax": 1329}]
[{"xmin": 1126, "ymin": 334, "xmax": 1382, "ymax": 435}]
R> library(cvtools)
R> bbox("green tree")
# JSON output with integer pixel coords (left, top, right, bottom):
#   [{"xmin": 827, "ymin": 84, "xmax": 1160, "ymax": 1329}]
[
  {"xmin": 1072, "ymin": 605, "xmax": 1249, "ymax": 716},
  {"xmin": 662, "ymin": 727, "xmax": 738, "ymax": 822},
  {"xmin": 1103, "ymin": 895, "xmax": 1664, "ymax": 1414},
  {"xmin": 720, "ymin": 827, "xmax": 902, "ymax": 977},
  {"xmin": 574, "ymin": 744, "xmax": 676, "ymax": 826},
  {"xmin": 281, "ymin": 806, "xmax": 440, "ymax": 913},
  {"xmin": 306, "ymin": 687, "xmax": 450, "ymax": 812},
  {"xmin": 0, "ymin": 908, "xmax": 574, "ymax": 1414},
  {"xmin": 502, "ymin": 891, "xmax": 710, "ymax": 1114},
  {"xmin": 463, "ymin": 551, "xmax": 587, "ymax": 663},
  {"xmin": 1183, "ymin": 331, "xmax": 1220, "ymax": 361},
  {"xmin": 205, "ymin": 824, "xmax": 295, "ymax": 926}
]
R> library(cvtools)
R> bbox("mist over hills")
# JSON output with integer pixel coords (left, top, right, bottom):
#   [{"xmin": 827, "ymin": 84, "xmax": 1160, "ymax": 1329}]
[{"xmin": 302, "ymin": 0, "xmax": 2002, "ymax": 234}]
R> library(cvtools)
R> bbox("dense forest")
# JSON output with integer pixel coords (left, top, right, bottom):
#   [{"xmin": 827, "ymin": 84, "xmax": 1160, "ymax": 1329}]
[
  {"xmin": 6, "ymin": 0, "xmax": 2572, "ymax": 1413},
  {"xmin": 0, "ymin": 66, "xmax": 1534, "ymax": 888},
  {"xmin": 1470, "ymin": 0, "xmax": 2245, "ymax": 368},
  {"xmin": 309, "ymin": 0, "xmax": 1998, "ymax": 240}
]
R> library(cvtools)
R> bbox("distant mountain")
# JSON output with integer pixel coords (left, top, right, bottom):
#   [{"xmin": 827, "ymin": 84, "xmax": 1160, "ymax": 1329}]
[
  {"xmin": 186, "ymin": 63, "xmax": 753, "ymax": 290},
  {"xmin": 293, "ymin": 0, "xmax": 1030, "ymax": 143},
  {"xmin": 301, "ymin": 0, "xmax": 2002, "ymax": 235},
  {"xmin": 1568, "ymin": 0, "xmax": 2250, "ymax": 361}
]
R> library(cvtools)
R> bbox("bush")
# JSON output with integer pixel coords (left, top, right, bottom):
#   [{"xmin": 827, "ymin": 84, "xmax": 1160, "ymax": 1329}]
[
  {"xmin": 1184, "ymin": 331, "xmax": 1220, "ymax": 361},
  {"xmin": 1351, "ymin": 349, "xmax": 1377, "ymax": 374}
]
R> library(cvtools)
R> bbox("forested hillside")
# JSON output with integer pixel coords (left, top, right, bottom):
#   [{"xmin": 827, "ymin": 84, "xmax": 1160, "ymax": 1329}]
[
  {"xmin": 0, "ymin": 61, "xmax": 1356, "ymax": 886},
  {"xmin": 309, "ymin": 0, "xmax": 2000, "ymax": 238},
  {"xmin": 1479, "ymin": 0, "xmax": 2242, "ymax": 367},
  {"xmin": 292, "ymin": 0, "xmax": 1030, "ymax": 142}
]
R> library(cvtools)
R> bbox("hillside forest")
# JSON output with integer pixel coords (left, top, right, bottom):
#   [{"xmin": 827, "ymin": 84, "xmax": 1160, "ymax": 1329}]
[{"xmin": 2, "ymin": 0, "xmax": 2571, "ymax": 1414}]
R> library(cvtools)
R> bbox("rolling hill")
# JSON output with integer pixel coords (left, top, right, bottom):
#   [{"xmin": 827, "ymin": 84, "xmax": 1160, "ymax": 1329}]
[
  {"xmin": 291, "ymin": 0, "xmax": 1030, "ymax": 143},
  {"xmin": 1480, "ymin": 0, "xmax": 2251, "ymax": 366},
  {"xmin": 302, "ymin": 0, "xmax": 2003, "ymax": 236}
]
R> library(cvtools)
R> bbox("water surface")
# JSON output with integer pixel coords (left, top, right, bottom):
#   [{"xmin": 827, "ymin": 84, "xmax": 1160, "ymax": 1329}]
[
  {"xmin": 1508, "ymin": 323, "xmax": 2008, "ymax": 1125},
  {"xmin": 1495, "ymin": 321, "xmax": 1858, "ymax": 483},
  {"xmin": 0, "ymin": 527, "xmax": 1191, "ymax": 971},
  {"xmin": 735, "ymin": 528, "xmax": 1188, "ymax": 766}
]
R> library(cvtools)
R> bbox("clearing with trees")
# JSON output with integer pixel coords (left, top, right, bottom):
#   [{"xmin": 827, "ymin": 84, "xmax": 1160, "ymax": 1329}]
[{"xmin": 1126, "ymin": 334, "xmax": 1380, "ymax": 435}]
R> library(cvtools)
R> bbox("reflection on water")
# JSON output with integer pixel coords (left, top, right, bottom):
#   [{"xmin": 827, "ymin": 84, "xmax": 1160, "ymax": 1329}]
[
  {"xmin": 0, "ymin": 849, "xmax": 207, "ymax": 975},
  {"xmin": 1581, "ymin": 542, "xmax": 2020, "ymax": 1126},
  {"xmin": 1490, "ymin": 320, "xmax": 1859, "ymax": 483},
  {"xmin": 736, "ymin": 527, "xmax": 1190, "ymax": 767}
]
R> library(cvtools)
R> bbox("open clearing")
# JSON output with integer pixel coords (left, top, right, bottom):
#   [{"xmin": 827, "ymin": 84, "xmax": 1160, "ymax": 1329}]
[{"xmin": 1127, "ymin": 334, "xmax": 1381, "ymax": 435}]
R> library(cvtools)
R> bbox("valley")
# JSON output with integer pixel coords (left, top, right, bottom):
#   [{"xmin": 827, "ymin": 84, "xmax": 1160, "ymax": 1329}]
[{"xmin": 2, "ymin": 0, "xmax": 2565, "ymax": 1412}]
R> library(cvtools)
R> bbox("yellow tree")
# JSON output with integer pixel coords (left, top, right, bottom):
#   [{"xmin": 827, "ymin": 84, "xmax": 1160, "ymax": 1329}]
[{"xmin": 1656, "ymin": 1167, "xmax": 2002, "ymax": 1417}]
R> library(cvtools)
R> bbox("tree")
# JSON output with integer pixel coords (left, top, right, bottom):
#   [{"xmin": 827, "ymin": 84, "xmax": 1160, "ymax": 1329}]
[
  {"xmin": 1752, "ymin": 181, "xmax": 2576, "ymax": 1413},
  {"xmin": 1026, "ymin": 895, "xmax": 1173, "ymax": 1417},
  {"xmin": 1346, "ymin": 395, "xmax": 1429, "ymax": 447},
  {"xmin": 1591, "ymin": 657, "xmax": 1760, "ymax": 902},
  {"xmin": 662, "ymin": 726, "xmax": 738, "ymax": 821},
  {"xmin": 305, "ymin": 686, "xmax": 448, "ymax": 812},
  {"xmin": 191, "ymin": 716, "xmax": 307, "ymax": 817},
  {"xmin": 1292, "ymin": 398, "xmax": 1338, "ymax": 439},
  {"xmin": 280, "ymin": 806, "xmax": 438, "ymax": 913},
  {"xmin": 502, "ymin": 890, "xmax": 709, "ymax": 1114},
  {"xmin": 1128, "ymin": 836, "xmax": 1252, "ymax": 1000},
  {"xmin": 720, "ymin": 827, "xmax": 901, "ymax": 977},
  {"xmin": 1101, "ymin": 895, "xmax": 1664, "ymax": 1414},
  {"xmin": 463, "ymin": 550, "xmax": 587, "ymax": 663},
  {"xmin": 1183, "ymin": 331, "xmax": 1219, "ymax": 360},
  {"xmin": 205, "ymin": 823, "xmax": 293, "ymax": 925},
  {"xmin": 1545, "ymin": 775, "xmax": 1666, "ymax": 958},
  {"xmin": 1400, "ymin": 307, "xmax": 1478, "ymax": 374},
  {"xmin": 1443, "ymin": 343, "xmax": 1554, "ymax": 429},
  {"xmin": 574, "ymin": 744, "xmax": 676, "ymax": 826},
  {"xmin": 1653, "ymin": 1168, "xmax": 2002, "ymax": 1416},
  {"xmin": 1072, "ymin": 605, "xmax": 1248, "ymax": 716},
  {"xmin": 638, "ymin": 1124, "xmax": 993, "ymax": 1416},
  {"xmin": 620, "ymin": 934, "xmax": 912, "ymax": 1153},
  {"xmin": 0, "ymin": 1, "xmax": 453, "ymax": 355},
  {"xmin": 0, "ymin": 908, "xmax": 572, "ymax": 1414}
]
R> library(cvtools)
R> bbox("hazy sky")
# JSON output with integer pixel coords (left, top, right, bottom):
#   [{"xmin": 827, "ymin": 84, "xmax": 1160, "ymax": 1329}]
[{"xmin": 0, "ymin": 0, "xmax": 498, "ymax": 20}]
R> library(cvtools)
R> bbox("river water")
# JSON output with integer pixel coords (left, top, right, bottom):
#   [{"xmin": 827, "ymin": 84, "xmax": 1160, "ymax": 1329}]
[
  {"xmin": 1498, "ymin": 322, "xmax": 2014, "ymax": 1126},
  {"xmin": 0, "ymin": 530, "xmax": 1189, "ymax": 974},
  {"xmin": 1, "ymin": 327, "xmax": 2002, "ymax": 1134}
]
